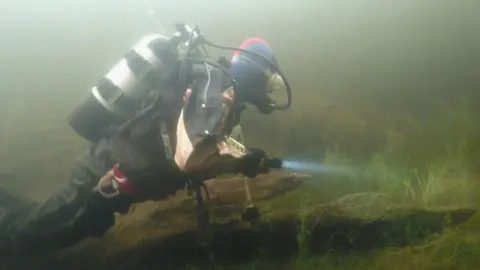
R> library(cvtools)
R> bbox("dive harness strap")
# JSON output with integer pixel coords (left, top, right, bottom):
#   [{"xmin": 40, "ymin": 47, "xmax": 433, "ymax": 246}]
[{"xmin": 160, "ymin": 121, "xmax": 173, "ymax": 161}]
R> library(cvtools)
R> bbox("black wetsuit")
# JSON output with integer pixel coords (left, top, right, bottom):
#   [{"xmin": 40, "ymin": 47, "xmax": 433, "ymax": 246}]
[
  {"xmin": 0, "ymin": 63, "xmax": 258, "ymax": 257},
  {"xmin": 0, "ymin": 46, "xmax": 276, "ymax": 257},
  {"xmin": 0, "ymin": 123, "xmax": 184, "ymax": 256}
]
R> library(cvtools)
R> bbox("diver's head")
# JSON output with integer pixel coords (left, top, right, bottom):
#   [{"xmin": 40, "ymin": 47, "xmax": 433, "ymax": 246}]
[{"xmin": 230, "ymin": 38, "xmax": 287, "ymax": 114}]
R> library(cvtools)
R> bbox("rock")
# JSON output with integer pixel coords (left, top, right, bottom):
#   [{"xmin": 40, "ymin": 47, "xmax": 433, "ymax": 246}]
[
  {"xmin": 32, "ymin": 189, "xmax": 476, "ymax": 270},
  {"xmin": 113, "ymin": 171, "xmax": 307, "ymax": 225},
  {"xmin": 304, "ymin": 192, "xmax": 476, "ymax": 252},
  {"xmin": 204, "ymin": 171, "xmax": 308, "ymax": 203}
]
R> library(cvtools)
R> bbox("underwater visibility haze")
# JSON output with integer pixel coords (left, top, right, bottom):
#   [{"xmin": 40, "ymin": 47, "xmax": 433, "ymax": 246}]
[{"xmin": 1, "ymin": 0, "xmax": 480, "ymax": 269}]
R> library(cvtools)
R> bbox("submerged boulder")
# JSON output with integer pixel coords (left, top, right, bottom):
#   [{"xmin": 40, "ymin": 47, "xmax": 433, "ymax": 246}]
[
  {"xmin": 27, "ymin": 177, "xmax": 477, "ymax": 270},
  {"xmin": 304, "ymin": 192, "xmax": 476, "ymax": 252}
]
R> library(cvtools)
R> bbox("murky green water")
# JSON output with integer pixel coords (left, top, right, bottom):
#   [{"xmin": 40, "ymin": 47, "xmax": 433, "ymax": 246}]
[{"xmin": 1, "ymin": 0, "xmax": 479, "ymax": 202}]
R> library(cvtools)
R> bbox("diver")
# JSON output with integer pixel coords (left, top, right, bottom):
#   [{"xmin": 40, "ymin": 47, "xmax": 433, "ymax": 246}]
[{"xmin": 0, "ymin": 26, "xmax": 291, "ymax": 256}]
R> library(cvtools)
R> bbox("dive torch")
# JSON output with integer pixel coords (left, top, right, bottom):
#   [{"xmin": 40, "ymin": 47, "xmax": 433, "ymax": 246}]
[
  {"xmin": 226, "ymin": 136, "xmax": 284, "ymax": 172},
  {"xmin": 226, "ymin": 136, "xmax": 284, "ymax": 224}
]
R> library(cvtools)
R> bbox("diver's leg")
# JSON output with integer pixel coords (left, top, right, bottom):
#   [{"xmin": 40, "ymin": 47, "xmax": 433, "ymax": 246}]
[
  {"xmin": 0, "ymin": 188, "xmax": 35, "ymax": 252},
  {"xmin": 5, "ymin": 138, "xmax": 134, "ymax": 255}
]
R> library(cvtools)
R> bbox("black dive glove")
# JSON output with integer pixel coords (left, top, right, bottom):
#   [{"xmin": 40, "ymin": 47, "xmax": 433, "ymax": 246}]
[
  {"xmin": 115, "ymin": 163, "xmax": 183, "ymax": 201},
  {"xmin": 238, "ymin": 148, "xmax": 270, "ymax": 178}
]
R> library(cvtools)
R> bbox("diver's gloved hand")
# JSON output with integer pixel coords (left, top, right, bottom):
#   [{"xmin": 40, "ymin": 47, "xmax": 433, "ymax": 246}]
[
  {"xmin": 117, "ymin": 163, "xmax": 183, "ymax": 201},
  {"xmin": 238, "ymin": 148, "xmax": 270, "ymax": 178},
  {"xmin": 94, "ymin": 163, "xmax": 181, "ymax": 202}
]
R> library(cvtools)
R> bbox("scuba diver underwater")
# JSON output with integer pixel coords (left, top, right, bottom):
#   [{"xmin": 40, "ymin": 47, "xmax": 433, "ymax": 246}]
[{"xmin": 0, "ymin": 23, "xmax": 292, "ymax": 256}]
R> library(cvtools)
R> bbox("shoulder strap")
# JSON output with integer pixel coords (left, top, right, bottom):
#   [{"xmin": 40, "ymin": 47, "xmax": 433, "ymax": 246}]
[{"xmin": 160, "ymin": 121, "xmax": 173, "ymax": 161}]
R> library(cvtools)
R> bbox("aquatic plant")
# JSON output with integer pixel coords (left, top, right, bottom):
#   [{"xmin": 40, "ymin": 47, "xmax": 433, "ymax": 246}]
[{"xmin": 185, "ymin": 98, "xmax": 480, "ymax": 270}]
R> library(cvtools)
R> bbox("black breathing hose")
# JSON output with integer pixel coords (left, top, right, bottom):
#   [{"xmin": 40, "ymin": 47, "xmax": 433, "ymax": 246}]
[
  {"xmin": 173, "ymin": 24, "xmax": 292, "ymax": 111},
  {"xmin": 110, "ymin": 24, "xmax": 293, "ymax": 139},
  {"xmin": 203, "ymin": 40, "xmax": 292, "ymax": 111},
  {"xmin": 177, "ymin": 25, "xmax": 199, "ymax": 91}
]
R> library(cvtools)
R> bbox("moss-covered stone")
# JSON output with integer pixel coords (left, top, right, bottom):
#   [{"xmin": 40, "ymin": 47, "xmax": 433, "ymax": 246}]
[{"xmin": 30, "ymin": 190, "xmax": 475, "ymax": 270}]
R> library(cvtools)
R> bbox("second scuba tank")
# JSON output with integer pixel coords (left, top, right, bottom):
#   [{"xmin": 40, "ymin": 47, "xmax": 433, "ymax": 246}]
[{"xmin": 67, "ymin": 34, "xmax": 179, "ymax": 143}]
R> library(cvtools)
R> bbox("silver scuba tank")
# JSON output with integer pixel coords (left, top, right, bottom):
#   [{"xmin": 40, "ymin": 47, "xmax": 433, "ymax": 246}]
[{"xmin": 67, "ymin": 34, "xmax": 179, "ymax": 143}]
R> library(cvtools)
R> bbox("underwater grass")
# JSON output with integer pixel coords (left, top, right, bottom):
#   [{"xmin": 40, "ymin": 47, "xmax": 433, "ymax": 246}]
[{"xmin": 180, "ymin": 99, "xmax": 480, "ymax": 270}]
